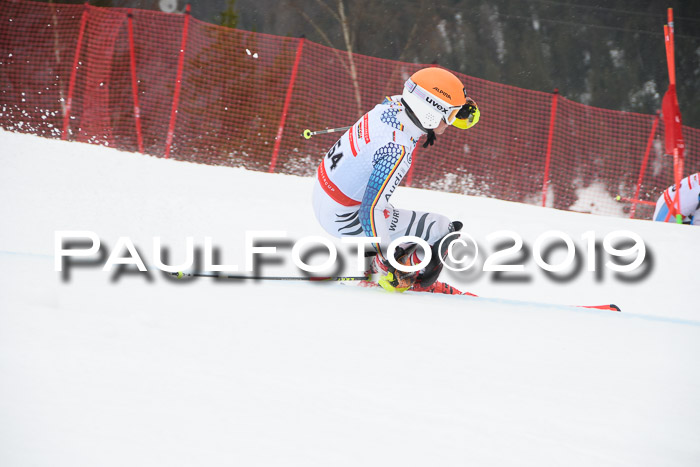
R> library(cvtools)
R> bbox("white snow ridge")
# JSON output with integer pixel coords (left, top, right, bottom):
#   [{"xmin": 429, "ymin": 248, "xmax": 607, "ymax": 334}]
[{"xmin": 1, "ymin": 129, "xmax": 699, "ymax": 467}]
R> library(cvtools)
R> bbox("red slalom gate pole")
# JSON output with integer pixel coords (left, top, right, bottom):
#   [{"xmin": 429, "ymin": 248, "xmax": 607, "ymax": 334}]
[
  {"xmin": 664, "ymin": 9, "xmax": 684, "ymax": 223},
  {"xmin": 269, "ymin": 38, "xmax": 305, "ymax": 173},
  {"xmin": 61, "ymin": 3, "xmax": 89, "ymax": 141},
  {"xmin": 127, "ymin": 10, "xmax": 144, "ymax": 154},
  {"xmin": 164, "ymin": 4, "xmax": 191, "ymax": 159},
  {"xmin": 541, "ymin": 89, "xmax": 559, "ymax": 207},
  {"xmin": 629, "ymin": 113, "xmax": 659, "ymax": 219}
]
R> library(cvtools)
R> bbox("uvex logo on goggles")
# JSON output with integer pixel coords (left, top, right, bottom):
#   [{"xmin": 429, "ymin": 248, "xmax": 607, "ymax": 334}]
[
  {"xmin": 425, "ymin": 96, "xmax": 451, "ymax": 115},
  {"xmin": 406, "ymin": 77, "xmax": 461, "ymax": 122}
]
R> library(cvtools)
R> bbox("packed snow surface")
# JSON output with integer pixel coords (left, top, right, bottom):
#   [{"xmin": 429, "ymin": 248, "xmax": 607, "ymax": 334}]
[{"xmin": 1, "ymin": 129, "xmax": 698, "ymax": 466}]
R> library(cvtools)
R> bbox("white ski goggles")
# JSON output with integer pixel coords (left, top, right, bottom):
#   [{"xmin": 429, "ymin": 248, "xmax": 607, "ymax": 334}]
[{"xmin": 406, "ymin": 78, "xmax": 463, "ymax": 125}]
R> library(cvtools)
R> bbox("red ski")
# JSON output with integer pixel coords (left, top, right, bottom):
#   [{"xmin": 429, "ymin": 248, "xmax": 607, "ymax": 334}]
[{"xmin": 356, "ymin": 278, "xmax": 620, "ymax": 311}]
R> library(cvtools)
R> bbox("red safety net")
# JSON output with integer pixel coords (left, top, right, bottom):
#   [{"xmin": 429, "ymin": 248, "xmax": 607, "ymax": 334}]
[{"xmin": 1, "ymin": 0, "xmax": 698, "ymax": 219}]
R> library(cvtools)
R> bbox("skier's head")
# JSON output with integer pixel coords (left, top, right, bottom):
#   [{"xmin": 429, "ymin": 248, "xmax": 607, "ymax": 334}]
[{"xmin": 402, "ymin": 67, "xmax": 478, "ymax": 130}]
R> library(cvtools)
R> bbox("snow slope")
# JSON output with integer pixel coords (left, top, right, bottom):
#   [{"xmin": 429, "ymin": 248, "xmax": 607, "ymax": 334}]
[{"xmin": 0, "ymin": 129, "xmax": 698, "ymax": 467}]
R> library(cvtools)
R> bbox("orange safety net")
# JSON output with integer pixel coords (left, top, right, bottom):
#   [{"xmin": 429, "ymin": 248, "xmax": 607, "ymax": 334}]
[{"xmin": 1, "ymin": 0, "xmax": 698, "ymax": 219}]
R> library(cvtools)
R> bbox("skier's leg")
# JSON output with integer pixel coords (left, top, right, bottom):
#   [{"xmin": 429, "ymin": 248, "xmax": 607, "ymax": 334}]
[
  {"xmin": 691, "ymin": 195, "xmax": 700, "ymax": 225},
  {"xmin": 312, "ymin": 181, "xmax": 364, "ymax": 238},
  {"xmin": 371, "ymin": 242, "xmax": 422, "ymax": 292},
  {"xmin": 384, "ymin": 207, "xmax": 454, "ymax": 246},
  {"xmin": 652, "ymin": 193, "xmax": 672, "ymax": 223},
  {"xmin": 414, "ymin": 221, "xmax": 463, "ymax": 288},
  {"xmin": 377, "ymin": 207, "xmax": 462, "ymax": 289},
  {"xmin": 652, "ymin": 202, "xmax": 671, "ymax": 223},
  {"xmin": 313, "ymin": 185, "xmax": 416, "ymax": 291},
  {"xmin": 314, "ymin": 186, "xmax": 462, "ymax": 290}
]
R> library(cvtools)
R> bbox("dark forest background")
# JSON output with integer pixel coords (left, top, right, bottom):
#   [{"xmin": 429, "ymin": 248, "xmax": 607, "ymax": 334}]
[{"xmin": 44, "ymin": 0, "xmax": 700, "ymax": 128}]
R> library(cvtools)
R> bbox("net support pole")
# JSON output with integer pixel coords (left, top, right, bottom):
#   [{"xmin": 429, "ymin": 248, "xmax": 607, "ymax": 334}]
[
  {"xmin": 164, "ymin": 4, "xmax": 191, "ymax": 159},
  {"xmin": 61, "ymin": 3, "xmax": 89, "ymax": 141},
  {"xmin": 127, "ymin": 10, "xmax": 144, "ymax": 154},
  {"xmin": 541, "ymin": 89, "xmax": 558, "ymax": 207},
  {"xmin": 269, "ymin": 38, "xmax": 305, "ymax": 173},
  {"xmin": 629, "ymin": 113, "xmax": 659, "ymax": 219}
]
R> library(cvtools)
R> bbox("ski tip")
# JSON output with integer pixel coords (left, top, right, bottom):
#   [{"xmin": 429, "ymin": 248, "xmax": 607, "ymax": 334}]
[{"xmin": 579, "ymin": 303, "xmax": 622, "ymax": 312}]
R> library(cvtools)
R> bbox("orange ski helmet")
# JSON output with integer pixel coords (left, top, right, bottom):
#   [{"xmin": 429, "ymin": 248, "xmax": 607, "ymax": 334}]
[{"xmin": 402, "ymin": 67, "xmax": 467, "ymax": 129}]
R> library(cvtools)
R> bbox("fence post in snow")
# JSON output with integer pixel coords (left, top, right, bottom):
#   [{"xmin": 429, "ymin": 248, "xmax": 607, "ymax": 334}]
[
  {"xmin": 541, "ymin": 88, "xmax": 559, "ymax": 207},
  {"xmin": 127, "ymin": 10, "xmax": 144, "ymax": 154},
  {"xmin": 61, "ymin": 3, "xmax": 89, "ymax": 141},
  {"xmin": 164, "ymin": 4, "xmax": 191, "ymax": 159},
  {"xmin": 269, "ymin": 37, "xmax": 305, "ymax": 174},
  {"xmin": 629, "ymin": 113, "xmax": 660, "ymax": 219}
]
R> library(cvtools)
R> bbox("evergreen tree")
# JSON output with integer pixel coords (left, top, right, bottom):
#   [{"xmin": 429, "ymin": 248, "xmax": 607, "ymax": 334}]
[{"xmin": 217, "ymin": 0, "xmax": 239, "ymax": 29}]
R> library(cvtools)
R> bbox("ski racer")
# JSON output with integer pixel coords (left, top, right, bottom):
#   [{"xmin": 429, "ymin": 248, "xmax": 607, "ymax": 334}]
[
  {"xmin": 312, "ymin": 67, "xmax": 480, "ymax": 292},
  {"xmin": 652, "ymin": 172, "xmax": 700, "ymax": 225}
]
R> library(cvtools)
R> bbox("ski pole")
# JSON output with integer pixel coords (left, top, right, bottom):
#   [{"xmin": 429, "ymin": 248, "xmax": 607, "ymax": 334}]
[
  {"xmin": 302, "ymin": 125, "xmax": 352, "ymax": 139},
  {"xmin": 614, "ymin": 196, "xmax": 655, "ymax": 206},
  {"xmin": 171, "ymin": 271, "xmax": 368, "ymax": 281}
]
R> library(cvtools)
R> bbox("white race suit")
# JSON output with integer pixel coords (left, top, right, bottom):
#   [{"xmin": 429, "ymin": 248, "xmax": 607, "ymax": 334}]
[
  {"xmin": 312, "ymin": 96, "xmax": 454, "ymax": 260},
  {"xmin": 653, "ymin": 172, "xmax": 700, "ymax": 225}
]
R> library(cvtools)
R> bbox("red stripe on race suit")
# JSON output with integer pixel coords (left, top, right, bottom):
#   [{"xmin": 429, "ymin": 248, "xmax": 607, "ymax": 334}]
[
  {"xmin": 363, "ymin": 114, "xmax": 370, "ymax": 143},
  {"xmin": 317, "ymin": 162, "xmax": 361, "ymax": 207},
  {"xmin": 663, "ymin": 188, "xmax": 679, "ymax": 222},
  {"xmin": 663, "ymin": 189, "xmax": 674, "ymax": 209},
  {"xmin": 348, "ymin": 124, "xmax": 358, "ymax": 157}
]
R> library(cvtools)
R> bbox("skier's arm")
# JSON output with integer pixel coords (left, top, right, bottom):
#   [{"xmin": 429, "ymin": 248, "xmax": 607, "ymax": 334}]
[{"xmin": 358, "ymin": 142, "xmax": 411, "ymax": 260}]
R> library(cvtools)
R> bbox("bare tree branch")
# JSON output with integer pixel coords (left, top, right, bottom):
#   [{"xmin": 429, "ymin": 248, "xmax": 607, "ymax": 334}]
[
  {"xmin": 289, "ymin": 2, "xmax": 354, "ymax": 98},
  {"xmin": 313, "ymin": 0, "xmax": 340, "ymax": 23},
  {"xmin": 294, "ymin": 6, "xmax": 335, "ymax": 50},
  {"xmin": 397, "ymin": 0, "xmax": 423, "ymax": 64},
  {"xmin": 338, "ymin": 0, "xmax": 362, "ymax": 116}
]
